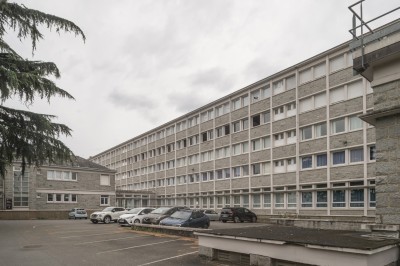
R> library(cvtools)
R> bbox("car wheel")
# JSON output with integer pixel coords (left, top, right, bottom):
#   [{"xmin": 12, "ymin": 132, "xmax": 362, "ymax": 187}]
[
  {"xmin": 251, "ymin": 217, "xmax": 257, "ymax": 223},
  {"xmin": 134, "ymin": 219, "xmax": 140, "ymax": 224},
  {"xmin": 233, "ymin": 216, "xmax": 240, "ymax": 223},
  {"xmin": 104, "ymin": 216, "xmax": 111, "ymax": 224},
  {"xmin": 222, "ymin": 220, "xmax": 227, "ymax": 223},
  {"xmin": 203, "ymin": 222, "xmax": 210, "ymax": 229},
  {"xmin": 74, "ymin": 216, "xmax": 76, "ymax": 220},
  {"xmin": 85, "ymin": 217, "xmax": 87, "ymax": 220},
  {"xmin": 92, "ymin": 220, "xmax": 98, "ymax": 224}
]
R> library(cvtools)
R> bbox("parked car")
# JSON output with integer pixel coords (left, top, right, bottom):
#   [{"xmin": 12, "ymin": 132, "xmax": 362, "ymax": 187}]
[
  {"xmin": 118, "ymin": 207, "xmax": 155, "ymax": 226},
  {"xmin": 200, "ymin": 209, "xmax": 220, "ymax": 221},
  {"xmin": 141, "ymin": 206, "xmax": 188, "ymax": 225},
  {"xmin": 90, "ymin": 207, "xmax": 128, "ymax": 224},
  {"xmin": 219, "ymin": 207, "xmax": 257, "ymax": 223},
  {"xmin": 160, "ymin": 210, "xmax": 210, "ymax": 228},
  {"xmin": 68, "ymin": 208, "xmax": 87, "ymax": 219}
]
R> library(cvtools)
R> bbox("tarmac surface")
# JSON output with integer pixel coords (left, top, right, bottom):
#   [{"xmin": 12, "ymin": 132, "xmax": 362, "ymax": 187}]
[
  {"xmin": 203, "ymin": 224, "xmax": 400, "ymax": 250},
  {"xmin": 0, "ymin": 219, "xmax": 233, "ymax": 266}
]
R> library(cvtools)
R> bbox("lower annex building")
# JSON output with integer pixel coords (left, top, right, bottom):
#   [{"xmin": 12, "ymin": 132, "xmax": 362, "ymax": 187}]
[{"xmin": 90, "ymin": 39, "xmax": 377, "ymax": 219}]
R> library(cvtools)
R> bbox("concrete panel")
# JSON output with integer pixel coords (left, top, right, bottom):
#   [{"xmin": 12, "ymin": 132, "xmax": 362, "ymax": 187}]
[
  {"xmin": 330, "ymin": 165, "xmax": 364, "ymax": 181},
  {"xmin": 251, "ymin": 175, "xmax": 271, "ymax": 187},
  {"xmin": 215, "ymin": 158, "xmax": 230, "ymax": 169},
  {"xmin": 273, "ymin": 173, "xmax": 296, "ymax": 186},
  {"xmin": 166, "ymin": 169, "xmax": 175, "ymax": 177},
  {"xmin": 166, "ymin": 135, "xmax": 175, "ymax": 144},
  {"xmin": 298, "ymin": 77, "xmax": 326, "ymax": 98},
  {"xmin": 200, "ymin": 140, "xmax": 214, "ymax": 152},
  {"xmin": 231, "ymin": 154, "xmax": 249, "ymax": 166},
  {"xmin": 215, "ymin": 114, "xmax": 229, "ymax": 127},
  {"xmin": 187, "ymin": 126, "xmax": 199, "ymax": 136},
  {"xmin": 175, "ymin": 185, "xmax": 186, "ymax": 194},
  {"xmin": 329, "ymin": 67, "xmax": 358, "ymax": 87},
  {"xmin": 187, "ymin": 183, "xmax": 200, "ymax": 193},
  {"xmin": 187, "ymin": 145, "xmax": 199, "ymax": 155},
  {"xmin": 175, "ymin": 130, "xmax": 186, "ymax": 140},
  {"xmin": 272, "ymin": 89, "xmax": 296, "ymax": 108},
  {"xmin": 330, "ymin": 131, "xmax": 364, "ymax": 149},
  {"xmin": 200, "ymin": 182, "xmax": 214, "ymax": 191},
  {"xmin": 367, "ymin": 163, "xmax": 376, "ymax": 178},
  {"xmin": 250, "ymin": 99, "xmax": 270, "ymax": 115},
  {"xmin": 251, "ymin": 150, "xmax": 271, "ymax": 163},
  {"xmin": 176, "ymin": 149, "xmax": 187, "ymax": 158},
  {"xmin": 165, "ymin": 186, "xmax": 175, "ymax": 195},
  {"xmin": 299, "ymin": 107, "xmax": 327, "ymax": 126},
  {"xmin": 215, "ymin": 180, "xmax": 230, "ymax": 190},
  {"xmin": 330, "ymin": 97, "xmax": 363, "ymax": 118},
  {"xmin": 200, "ymin": 120, "xmax": 214, "ymax": 131},
  {"xmin": 367, "ymin": 128, "xmax": 376, "ymax": 143},
  {"xmin": 232, "ymin": 177, "xmax": 249, "ymax": 189},
  {"xmin": 231, "ymin": 107, "xmax": 249, "ymax": 121},
  {"xmin": 299, "ymin": 169, "xmax": 328, "ymax": 183},
  {"xmin": 215, "ymin": 136, "xmax": 230, "ymax": 148},
  {"xmin": 250, "ymin": 124, "xmax": 270, "ymax": 139},
  {"xmin": 272, "ymin": 116, "xmax": 296, "ymax": 133},
  {"xmin": 366, "ymin": 94, "xmax": 374, "ymax": 109},
  {"xmin": 231, "ymin": 131, "xmax": 249, "ymax": 144},
  {"xmin": 273, "ymin": 144, "xmax": 296, "ymax": 159},
  {"xmin": 165, "ymin": 152, "xmax": 175, "ymax": 161}
]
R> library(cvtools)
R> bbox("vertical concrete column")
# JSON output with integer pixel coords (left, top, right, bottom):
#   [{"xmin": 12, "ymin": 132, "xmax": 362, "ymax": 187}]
[{"xmin": 372, "ymin": 80, "xmax": 400, "ymax": 224}]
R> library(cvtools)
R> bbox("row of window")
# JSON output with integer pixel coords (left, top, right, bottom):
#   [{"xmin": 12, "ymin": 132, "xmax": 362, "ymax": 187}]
[
  {"xmin": 95, "ymin": 52, "xmax": 357, "ymax": 164},
  {"xmin": 47, "ymin": 171, "xmax": 77, "ymax": 181},
  {"xmin": 46, "ymin": 194, "xmax": 111, "ymax": 206},
  {"xmin": 133, "ymin": 188, "xmax": 375, "ymax": 209}
]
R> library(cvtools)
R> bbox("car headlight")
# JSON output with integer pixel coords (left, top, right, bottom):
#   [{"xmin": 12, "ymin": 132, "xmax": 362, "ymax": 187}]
[{"xmin": 98, "ymin": 214, "xmax": 103, "ymax": 218}]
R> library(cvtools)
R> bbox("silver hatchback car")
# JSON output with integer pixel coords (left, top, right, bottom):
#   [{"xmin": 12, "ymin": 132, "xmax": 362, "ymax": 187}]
[{"xmin": 69, "ymin": 208, "xmax": 88, "ymax": 219}]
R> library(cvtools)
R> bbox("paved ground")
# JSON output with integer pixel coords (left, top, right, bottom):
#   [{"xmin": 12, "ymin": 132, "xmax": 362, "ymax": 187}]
[{"xmin": 0, "ymin": 219, "xmax": 256, "ymax": 266}]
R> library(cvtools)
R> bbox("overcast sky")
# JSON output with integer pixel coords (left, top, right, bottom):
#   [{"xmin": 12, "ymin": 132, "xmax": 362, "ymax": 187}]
[{"xmin": 3, "ymin": 0, "xmax": 400, "ymax": 158}]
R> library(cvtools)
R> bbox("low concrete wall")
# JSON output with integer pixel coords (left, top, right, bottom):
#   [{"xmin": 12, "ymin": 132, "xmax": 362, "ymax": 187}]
[
  {"xmin": 132, "ymin": 224, "xmax": 210, "ymax": 238},
  {"xmin": 0, "ymin": 210, "xmax": 98, "ymax": 220}
]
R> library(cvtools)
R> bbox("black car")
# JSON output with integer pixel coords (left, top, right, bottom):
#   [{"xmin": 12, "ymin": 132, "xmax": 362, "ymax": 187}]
[
  {"xmin": 141, "ymin": 206, "xmax": 188, "ymax": 225},
  {"xmin": 159, "ymin": 210, "xmax": 210, "ymax": 228},
  {"xmin": 219, "ymin": 207, "xmax": 257, "ymax": 223}
]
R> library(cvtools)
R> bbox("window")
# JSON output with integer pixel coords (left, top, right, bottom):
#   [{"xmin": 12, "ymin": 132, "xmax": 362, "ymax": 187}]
[
  {"xmin": 331, "ymin": 118, "xmax": 345, "ymax": 134},
  {"xmin": 316, "ymin": 154, "xmax": 327, "ymax": 167},
  {"xmin": 47, "ymin": 171, "xmax": 77, "ymax": 181},
  {"xmin": 301, "ymin": 192, "xmax": 312, "ymax": 207},
  {"xmin": 261, "ymin": 85, "xmax": 271, "ymax": 99},
  {"xmin": 252, "ymin": 194, "xmax": 261, "ymax": 208},
  {"xmin": 232, "ymin": 166, "xmax": 241, "ymax": 177},
  {"xmin": 369, "ymin": 188, "xmax": 376, "ymax": 207},
  {"xmin": 252, "ymin": 115, "xmax": 260, "ymax": 127},
  {"xmin": 100, "ymin": 195, "xmax": 110, "ymax": 206},
  {"xmin": 301, "ymin": 126, "xmax": 312, "ymax": 140},
  {"xmin": 332, "ymin": 190, "xmax": 346, "ymax": 207},
  {"xmin": 274, "ymin": 160, "xmax": 285, "ymax": 173},
  {"xmin": 262, "ymin": 162, "xmax": 271, "ymax": 174},
  {"xmin": 332, "ymin": 151, "xmax": 345, "ymax": 165},
  {"xmin": 315, "ymin": 123, "xmax": 327, "ymax": 138},
  {"xmin": 275, "ymin": 193, "xmax": 284, "ymax": 208},
  {"xmin": 100, "ymin": 175, "xmax": 110, "ymax": 186},
  {"xmin": 349, "ymin": 116, "xmax": 363, "ymax": 130},
  {"xmin": 287, "ymin": 158, "xmax": 296, "ymax": 172},
  {"xmin": 350, "ymin": 189, "xmax": 364, "ymax": 207},
  {"xmin": 273, "ymin": 80, "xmax": 284, "ymax": 94},
  {"xmin": 262, "ymin": 137, "xmax": 271, "ymax": 149},
  {"xmin": 232, "ymin": 121, "xmax": 240, "ymax": 133},
  {"xmin": 316, "ymin": 191, "xmax": 327, "ymax": 207},
  {"xmin": 242, "ymin": 118, "xmax": 249, "ymax": 130},
  {"xmin": 330, "ymin": 87, "xmax": 346, "ymax": 104},
  {"xmin": 242, "ymin": 165, "xmax": 249, "ymax": 176},
  {"xmin": 369, "ymin": 145, "xmax": 376, "ymax": 161},
  {"xmin": 252, "ymin": 139, "xmax": 261, "ymax": 151},
  {"xmin": 262, "ymin": 111, "xmax": 270, "ymax": 124},
  {"xmin": 263, "ymin": 193, "xmax": 271, "ymax": 208},
  {"xmin": 299, "ymin": 93, "xmax": 326, "ymax": 113},
  {"xmin": 350, "ymin": 148, "xmax": 364, "ymax": 163},
  {"xmin": 252, "ymin": 163, "xmax": 261, "ymax": 175},
  {"xmin": 232, "ymin": 98, "xmax": 241, "ymax": 110},
  {"xmin": 274, "ymin": 133, "xmax": 285, "ymax": 147},
  {"xmin": 287, "ymin": 192, "xmax": 297, "ymax": 208},
  {"xmin": 330, "ymin": 54, "xmax": 345, "ymax": 73},
  {"xmin": 251, "ymin": 90, "xmax": 260, "ymax": 103},
  {"xmin": 301, "ymin": 156, "xmax": 312, "ymax": 169}
]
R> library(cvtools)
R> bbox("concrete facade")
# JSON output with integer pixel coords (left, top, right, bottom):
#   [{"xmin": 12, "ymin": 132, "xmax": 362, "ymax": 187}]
[
  {"xmin": 89, "ymin": 39, "xmax": 377, "ymax": 220},
  {"xmin": 0, "ymin": 157, "xmax": 116, "ymax": 212}
]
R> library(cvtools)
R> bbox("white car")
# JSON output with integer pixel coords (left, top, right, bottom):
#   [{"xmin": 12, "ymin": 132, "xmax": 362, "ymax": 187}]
[
  {"xmin": 90, "ymin": 207, "xmax": 128, "ymax": 224},
  {"xmin": 68, "ymin": 208, "xmax": 88, "ymax": 219},
  {"xmin": 201, "ymin": 209, "xmax": 220, "ymax": 221},
  {"xmin": 118, "ymin": 207, "xmax": 155, "ymax": 226}
]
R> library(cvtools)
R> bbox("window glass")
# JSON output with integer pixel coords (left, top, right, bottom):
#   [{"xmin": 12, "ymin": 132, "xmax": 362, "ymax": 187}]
[
  {"xmin": 316, "ymin": 154, "xmax": 327, "ymax": 167},
  {"xmin": 332, "ymin": 190, "xmax": 346, "ymax": 207},
  {"xmin": 252, "ymin": 163, "xmax": 261, "ymax": 175},
  {"xmin": 350, "ymin": 189, "xmax": 364, "ymax": 207},
  {"xmin": 263, "ymin": 193, "xmax": 271, "ymax": 207},
  {"xmin": 333, "ymin": 151, "xmax": 345, "ymax": 165},
  {"xmin": 314, "ymin": 93, "xmax": 326, "ymax": 108},
  {"xmin": 299, "ymin": 97, "xmax": 313, "ymax": 113},
  {"xmin": 330, "ymin": 87, "xmax": 345, "ymax": 104},
  {"xmin": 350, "ymin": 148, "xmax": 364, "ymax": 163},
  {"xmin": 286, "ymin": 76, "xmax": 296, "ymax": 90},
  {"xmin": 242, "ymin": 118, "xmax": 249, "ymax": 130},
  {"xmin": 316, "ymin": 191, "xmax": 327, "ymax": 207},
  {"xmin": 301, "ymin": 192, "xmax": 312, "ymax": 207},
  {"xmin": 251, "ymin": 90, "xmax": 260, "ymax": 102},
  {"xmin": 332, "ymin": 118, "xmax": 345, "ymax": 134},
  {"xmin": 299, "ymin": 68, "xmax": 312, "ymax": 84},
  {"xmin": 261, "ymin": 85, "xmax": 271, "ymax": 99},
  {"xmin": 314, "ymin": 63, "xmax": 326, "ymax": 78},
  {"xmin": 330, "ymin": 55, "xmax": 345, "ymax": 73},
  {"xmin": 301, "ymin": 126, "xmax": 312, "ymax": 140},
  {"xmin": 369, "ymin": 146, "xmax": 376, "ymax": 160},
  {"xmin": 315, "ymin": 123, "xmax": 327, "ymax": 137},
  {"xmin": 349, "ymin": 116, "xmax": 363, "ymax": 130},
  {"xmin": 347, "ymin": 80, "xmax": 363, "ymax": 99},
  {"xmin": 302, "ymin": 156, "xmax": 312, "ymax": 169}
]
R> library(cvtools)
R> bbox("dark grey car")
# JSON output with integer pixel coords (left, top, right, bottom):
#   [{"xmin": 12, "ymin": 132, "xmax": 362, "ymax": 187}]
[{"xmin": 141, "ymin": 206, "xmax": 188, "ymax": 224}]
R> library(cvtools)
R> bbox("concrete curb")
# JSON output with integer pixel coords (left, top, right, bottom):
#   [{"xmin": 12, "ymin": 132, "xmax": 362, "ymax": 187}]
[{"xmin": 131, "ymin": 224, "xmax": 211, "ymax": 238}]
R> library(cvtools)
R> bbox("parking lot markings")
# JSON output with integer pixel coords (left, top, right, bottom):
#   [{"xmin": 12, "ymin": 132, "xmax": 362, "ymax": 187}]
[
  {"xmin": 136, "ymin": 251, "xmax": 199, "ymax": 266},
  {"xmin": 96, "ymin": 239, "xmax": 178, "ymax": 255},
  {"xmin": 75, "ymin": 235, "xmax": 149, "ymax": 245},
  {"xmin": 60, "ymin": 231, "xmax": 125, "ymax": 238}
]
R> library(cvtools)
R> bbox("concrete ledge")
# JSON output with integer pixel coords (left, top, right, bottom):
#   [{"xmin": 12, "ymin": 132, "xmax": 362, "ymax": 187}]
[
  {"xmin": 131, "ymin": 224, "xmax": 211, "ymax": 238},
  {"xmin": 0, "ymin": 210, "xmax": 97, "ymax": 220}
]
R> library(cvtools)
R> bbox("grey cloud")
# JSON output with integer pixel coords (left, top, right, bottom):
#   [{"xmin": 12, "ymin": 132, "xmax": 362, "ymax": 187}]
[
  {"xmin": 189, "ymin": 67, "xmax": 236, "ymax": 93},
  {"xmin": 244, "ymin": 58, "xmax": 277, "ymax": 82},
  {"xmin": 109, "ymin": 90, "xmax": 156, "ymax": 111},
  {"xmin": 167, "ymin": 91, "xmax": 208, "ymax": 114}
]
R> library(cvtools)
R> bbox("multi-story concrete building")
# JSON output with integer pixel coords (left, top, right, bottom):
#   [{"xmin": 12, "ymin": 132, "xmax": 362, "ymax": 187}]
[
  {"xmin": 90, "ymin": 39, "xmax": 376, "ymax": 219},
  {"xmin": 0, "ymin": 157, "xmax": 116, "ymax": 214}
]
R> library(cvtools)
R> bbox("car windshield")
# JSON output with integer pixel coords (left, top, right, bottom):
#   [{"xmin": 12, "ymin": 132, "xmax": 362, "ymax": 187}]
[
  {"xmin": 126, "ymin": 208, "xmax": 141, "ymax": 214},
  {"xmin": 101, "ymin": 207, "xmax": 114, "ymax": 212},
  {"xmin": 170, "ymin": 211, "xmax": 191, "ymax": 220},
  {"xmin": 151, "ymin": 207, "xmax": 171, "ymax": 214}
]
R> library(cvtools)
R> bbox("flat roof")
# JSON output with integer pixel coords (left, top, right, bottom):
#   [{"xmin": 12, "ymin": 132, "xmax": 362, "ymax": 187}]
[{"xmin": 199, "ymin": 225, "xmax": 400, "ymax": 251}]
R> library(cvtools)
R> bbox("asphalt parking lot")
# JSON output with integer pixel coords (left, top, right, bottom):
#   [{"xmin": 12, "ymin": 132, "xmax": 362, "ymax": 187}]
[{"xmin": 0, "ymin": 219, "xmax": 259, "ymax": 266}]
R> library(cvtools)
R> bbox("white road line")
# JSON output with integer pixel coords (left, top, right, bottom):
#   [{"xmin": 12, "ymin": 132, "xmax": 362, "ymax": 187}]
[
  {"xmin": 96, "ymin": 240, "xmax": 178, "ymax": 255},
  {"xmin": 75, "ymin": 235, "xmax": 148, "ymax": 245},
  {"xmin": 60, "ymin": 232, "xmax": 124, "ymax": 238},
  {"xmin": 136, "ymin": 251, "xmax": 199, "ymax": 266},
  {"xmin": 51, "ymin": 229, "xmax": 106, "ymax": 234}
]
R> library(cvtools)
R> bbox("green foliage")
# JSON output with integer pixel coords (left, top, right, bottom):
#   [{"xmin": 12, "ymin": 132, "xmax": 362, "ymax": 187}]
[{"xmin": 0, "ymin": 0, "xmax": 85, "ymax": 177}]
